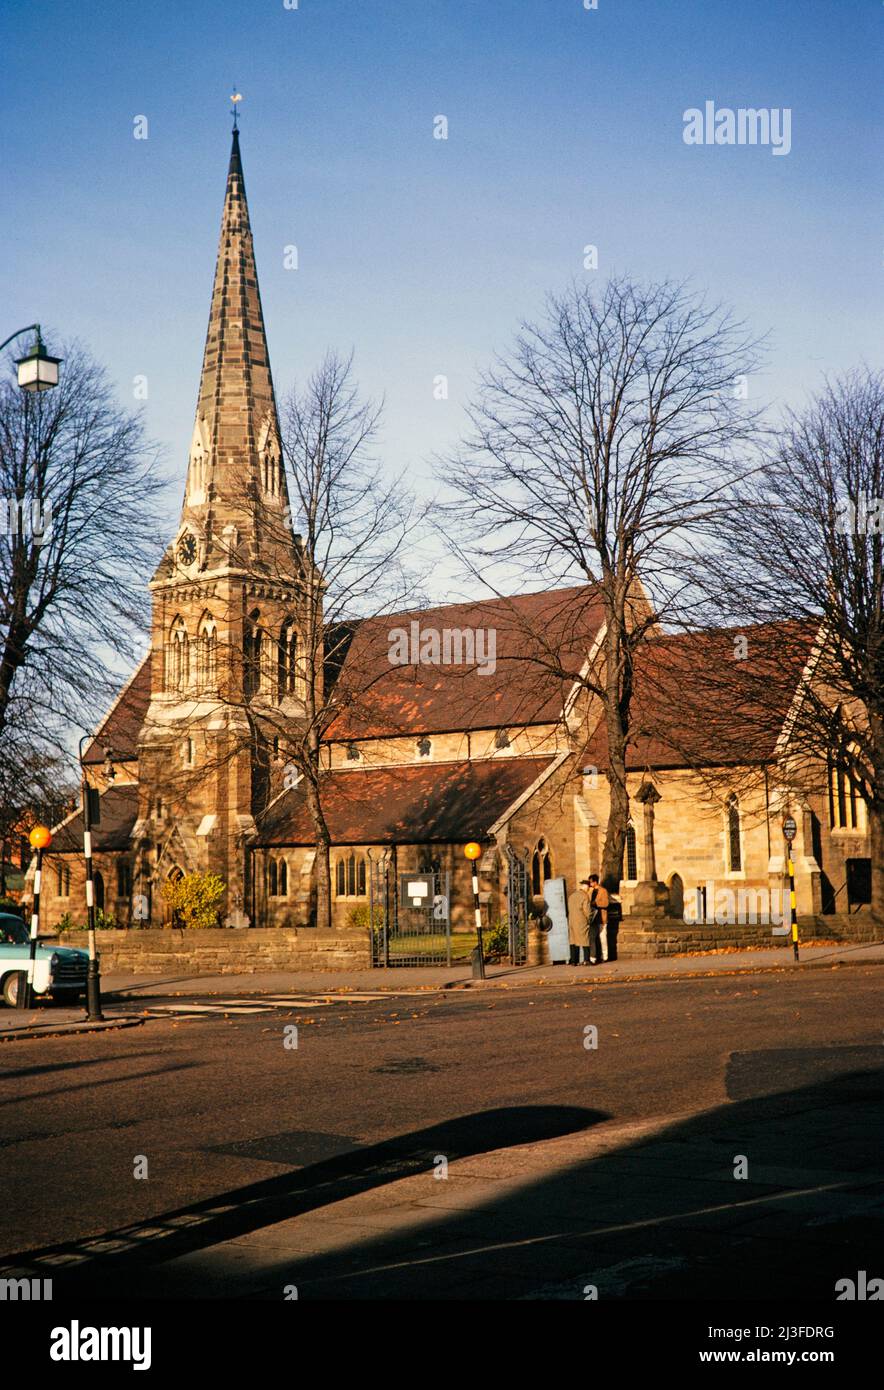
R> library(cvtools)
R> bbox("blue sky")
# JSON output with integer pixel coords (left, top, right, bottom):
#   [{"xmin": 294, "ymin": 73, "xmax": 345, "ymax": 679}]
[{"xmin": 5, "ymin": 0, "xmax": 882, "ymax": 598}]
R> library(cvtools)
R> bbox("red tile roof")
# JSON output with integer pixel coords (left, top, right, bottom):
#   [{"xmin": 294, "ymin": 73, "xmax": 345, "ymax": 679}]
[
  {"xmin": 82, "ymin": 658, "xmax": 151, "ymax": 765},
  {"xmin": 256, "ymin": 755, "xmax": 556, "ymax": 846},
  {"xmin": 50, "ymin": 785, "xmax": 139, "ymax": 854},
  {"xmin": 580, "ymin": 619, "xmax": 819, "ymax": 772},
  {"xmin": 327, "ymin": 584, "xmax": 605, "ymax": 739}
]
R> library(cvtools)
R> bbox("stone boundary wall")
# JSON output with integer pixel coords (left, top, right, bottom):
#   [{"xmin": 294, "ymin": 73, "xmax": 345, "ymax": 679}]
[
  {"xmin": 615, "ymin": 913, "xmax": 880, "ymax": 959},
  {"xmin": 57, "ymin": 927, "xmax": 371, "ymax": 973},
  {"xmin": 55, "ymin": 913, "xmax": 878, "ymax": 972}
]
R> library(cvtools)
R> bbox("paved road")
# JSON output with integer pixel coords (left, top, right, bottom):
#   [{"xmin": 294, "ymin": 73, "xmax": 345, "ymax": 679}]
[{"xmin": 1, "ymin": 968, "xmax": 881, "ymax": 1299}]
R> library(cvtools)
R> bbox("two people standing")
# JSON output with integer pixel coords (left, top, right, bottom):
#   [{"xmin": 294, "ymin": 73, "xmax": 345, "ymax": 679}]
[{"xmin": 567, "ymin": 873, "xmax": 610, "ymax": 965}]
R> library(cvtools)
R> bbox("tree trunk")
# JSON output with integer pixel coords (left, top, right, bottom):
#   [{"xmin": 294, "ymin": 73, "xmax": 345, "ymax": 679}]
[
  {"xmin": 602, "ymin": 757, "xmax": 629, "ymax": 894},
  {"xmin": 600, "ymin": 615, "xmax": 630, "ymax": 894},
  {"xmin": 303, "ymin": 772, "xmax": 332, "ymax": 932},
  {"xmin": 870, "ymin": 802, "xmax": 884, "ymax": 932}
]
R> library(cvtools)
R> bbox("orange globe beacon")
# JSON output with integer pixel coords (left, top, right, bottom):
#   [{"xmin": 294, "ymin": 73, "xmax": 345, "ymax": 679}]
[
  {"xmin": 464, "ymin": 841, "xmax": 482, "ymax": 861},
  {"xmin": 29, "ymin": 824, "xmax": 52, "ymax": 850}
]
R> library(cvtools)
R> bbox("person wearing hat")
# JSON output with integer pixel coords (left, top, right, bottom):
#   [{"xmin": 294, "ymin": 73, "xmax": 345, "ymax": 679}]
[{"xmin": 567, "ymin": 878, "xmax": 593, "ymax": 965}]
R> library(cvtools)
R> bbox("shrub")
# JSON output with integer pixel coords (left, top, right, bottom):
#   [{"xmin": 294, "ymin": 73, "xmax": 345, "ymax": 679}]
[
  {"xmin": 483, "ymin": 918, "xmax": 511, "ymax": 960},
  {"xmin": 348, "ymin": 902, "xmax": 384, "ymax": 932},
  {"xmin": 161, "ymin": 872, "xmax": 226, "ymax": 930},
  {"xmin": 56, "ymin": 907, "xmax": 119, "ymax": 932}
]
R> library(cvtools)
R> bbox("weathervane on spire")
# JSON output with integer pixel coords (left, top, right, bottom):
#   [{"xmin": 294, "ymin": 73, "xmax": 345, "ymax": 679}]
[{"xmin": 230, "ymin": 89, "xmax": 243, "ymax": 130}]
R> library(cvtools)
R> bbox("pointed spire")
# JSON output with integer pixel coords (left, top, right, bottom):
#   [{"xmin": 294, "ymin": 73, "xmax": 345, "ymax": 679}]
[
  {"xmin": 228, "ymin": 126, "xmax": 243, "ymax": 179},
  {"xmin": 196, "ymin": 125, "xmax": 275, "ymax": 472},
  {"xmin": 181, "ymin": 125, "xmax": 293, "ymax": 573}
]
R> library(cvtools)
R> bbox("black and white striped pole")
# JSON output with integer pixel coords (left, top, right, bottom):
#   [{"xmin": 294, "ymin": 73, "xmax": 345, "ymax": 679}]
[
  {"xmin": 465, "ymin": 841, "xmax": 485, "ymax": 980},
  {"xmin": 19, "ymin": 824, "xmax": 51, "ymax": 1009},
  {"xmin": 79, "ymin": 736, "xmax": 111, "ymax": 1021}
]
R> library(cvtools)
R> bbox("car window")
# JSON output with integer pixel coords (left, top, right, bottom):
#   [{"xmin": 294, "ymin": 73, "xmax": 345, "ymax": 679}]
[{"xmin": 0, "ymin": 915, "xmax": 28, "ymax": 945}]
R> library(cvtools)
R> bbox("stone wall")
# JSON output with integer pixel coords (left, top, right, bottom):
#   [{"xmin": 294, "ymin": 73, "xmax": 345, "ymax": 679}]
[
  {"xmin": 614, "ymin": 912, "xmax": 879, "ymax": 958},
  {"xmin": 54, "ymin": 915, "xmax": 879, "ymax": 973},
  {"xmin": 57, "ymin": 926, "xmax": 371, "ymax": 974}
]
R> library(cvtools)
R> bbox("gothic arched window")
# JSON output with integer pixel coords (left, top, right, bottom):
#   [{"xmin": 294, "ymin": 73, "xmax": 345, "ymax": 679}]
[
  {"xmin": 726, "ymin": 794, "xmax": 742, "ymax": 872},
  {"xmin": 268, "ymin": 859, "xmax": 278, "ymax": 897},
  {"xmin": 263, "ymin": 452, "xmax": 279, "ymax": 495},
  {"xmin": 189, "ymin": 436, "xmax": 207, "ymax": 501},
  {"xmin": 244, "ymin": 609, "xmax": 262, "ymax": 700},
  {"xmin": 278, "ymin": 619, "xmax": 298, "ymax": 700},
  {"xmin": 828, "ymin": 742, "xmax": 867, "ymax": 831},
  {"xmin": 335, "ymin": 852, "xmax": 367, "ymax": 898},
  {"xmin": 197, "ymin": 613, "xmax": 217, "ymax": 691},
  {"xmin": 167, "ymin": 616, "xmax": 189, "ymax": 692},
  {"xmin": 279, "ymin": 859, "xmax": 288, "ymax": 896},
  {"xmin": 531, "ymin": 837, "xmax": 552, "ymax": 897},
  {"xmin": 625, "ymin": 823, "xmax": 638, "ymax": 881}
]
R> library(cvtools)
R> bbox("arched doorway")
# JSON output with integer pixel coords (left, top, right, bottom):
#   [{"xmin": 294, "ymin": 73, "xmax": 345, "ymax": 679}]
[
  {"xmin": 668, "ymin": 872, "xmax": 684, "ymax": 920},
  {"xmin": 165, "ymin": 866, "xmax": 184, "ymax": 928},
  {"xmin": 531, "ymin": 837, "xmax": 553, "ymax": 899}
]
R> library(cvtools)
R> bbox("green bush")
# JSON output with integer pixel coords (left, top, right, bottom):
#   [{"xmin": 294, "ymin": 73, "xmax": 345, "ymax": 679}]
[
  {"xmin": 348, "ymin": 902, "xmax": 385, "ymax": 932},
  {"xmin": 56, "ymin": 908, "xmax": 118, "ymax": 932},
  {"xmin": 483, "ymin": 918, "xmax": 511, "ymax": 960}
]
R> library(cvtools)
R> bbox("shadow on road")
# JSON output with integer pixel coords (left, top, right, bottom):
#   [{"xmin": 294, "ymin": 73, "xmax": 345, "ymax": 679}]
[
  {"xmin": 5, "ymin": 1048, "xmax": 883, "ymax": 1301},
  {"xmin": 1, "ymin": 1105, "xmax": 606, "ymax": 1292}
]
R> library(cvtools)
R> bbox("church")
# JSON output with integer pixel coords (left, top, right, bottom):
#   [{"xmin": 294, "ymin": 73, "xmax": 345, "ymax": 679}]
[{"xmin": 35, "ymin": 130, "xmax": 874, "ymax": 963}]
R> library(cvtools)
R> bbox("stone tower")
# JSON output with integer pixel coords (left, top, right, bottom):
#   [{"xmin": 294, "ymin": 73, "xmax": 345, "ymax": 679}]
[{"xmin": 133, "ymin": 127, "xmax": 307, "ymax": 926}]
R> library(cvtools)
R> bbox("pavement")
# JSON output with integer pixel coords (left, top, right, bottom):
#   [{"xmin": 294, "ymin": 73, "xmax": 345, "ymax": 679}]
[{"xmin": 1, "ymin": 938, "xmax": 881, "ymax": 1038}]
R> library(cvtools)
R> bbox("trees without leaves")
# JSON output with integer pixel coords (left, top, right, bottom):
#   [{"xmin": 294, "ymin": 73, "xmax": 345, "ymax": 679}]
[
  {"xmin": 0, "ymin": 341, "xmax": 165, "ymax": 789},
  {"xmin": 446, "ymin": 277, "xmax": 764, "ymax": 890}
]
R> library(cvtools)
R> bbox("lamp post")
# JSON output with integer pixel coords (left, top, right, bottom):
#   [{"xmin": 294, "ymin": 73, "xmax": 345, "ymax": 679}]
[
  {"xmin": 1, "ymin": 324, "xmax": 62, "ymax": 392},
  {"xmin": 79, "ymin": 736, "xmax": 115, "ymax": 1021},
  {"xmin": 4, "ymin": 328, "xmax": 61, "ymax": 1006},
  {"xmin": 19, "ymin": 825, "xmax": 51, "ymax": 1009},
  {"xmin": 782, "ymin": 815, "xmax": 799, "ymax": 962},
  {"xmin": 464, "ymin": 841, "xmax": 485, "ymax": 980}
]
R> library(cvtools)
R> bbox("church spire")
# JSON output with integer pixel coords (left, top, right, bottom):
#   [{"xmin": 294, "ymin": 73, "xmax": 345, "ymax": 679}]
[{"xmin": 179, "ymin": 122, "xmax": 292, "ymax": 572}]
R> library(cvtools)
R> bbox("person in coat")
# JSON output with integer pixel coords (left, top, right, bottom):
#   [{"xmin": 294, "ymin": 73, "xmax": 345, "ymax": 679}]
[
  {"xmin": 567, "ymin": 879, "xmax": 593, "ymax": 965},
  {"xmin": 587, "ymin": 873, "xmax": 610, "ymax": 963}
]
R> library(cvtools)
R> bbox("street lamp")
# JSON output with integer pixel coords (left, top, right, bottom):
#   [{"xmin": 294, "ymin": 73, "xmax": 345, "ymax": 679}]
[
  {"xmin": 78, "ymin": 735, "xmax": 115, "ymax": 1021},
  {"xmin": 464, "ymin": 841, "xmax": 485, "ymax": 980},
  {"xmin": 19, "ymin": 825, "xmax": 52, "ymax": 1010},
  {"xmin": 1, "ymin": 324, "xmax": 62, "ymax": 392}
]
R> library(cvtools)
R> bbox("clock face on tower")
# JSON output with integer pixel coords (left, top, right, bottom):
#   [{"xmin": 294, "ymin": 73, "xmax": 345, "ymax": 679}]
[{"xmin": 177, "ymin": 532, "xmax": 197, "ymax": 566}]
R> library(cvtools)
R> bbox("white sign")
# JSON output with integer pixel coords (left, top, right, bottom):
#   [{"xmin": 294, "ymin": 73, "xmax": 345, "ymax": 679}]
[{"xmin": 544, "ymin": 877, "xmax": 570, "ymax": 963}]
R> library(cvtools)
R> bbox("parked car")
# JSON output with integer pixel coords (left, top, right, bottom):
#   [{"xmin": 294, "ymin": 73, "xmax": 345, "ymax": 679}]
[{"xmin": 0, "ymin": 912, "xmax": 89, "ymax": 1007}]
